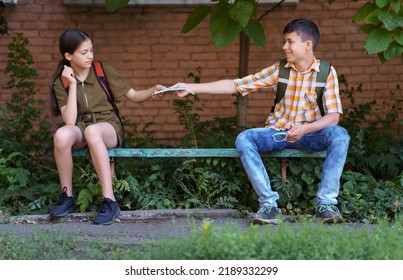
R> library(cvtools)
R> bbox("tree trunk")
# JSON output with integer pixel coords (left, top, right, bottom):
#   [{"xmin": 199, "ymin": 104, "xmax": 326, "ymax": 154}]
[{"xmin": 236, "ymin": 32, "xmax": 250, "ymax": 133}]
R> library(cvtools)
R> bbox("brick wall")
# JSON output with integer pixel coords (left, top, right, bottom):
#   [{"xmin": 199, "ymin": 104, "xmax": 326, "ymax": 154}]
[{"xmin": 1, "ymin": 0, "xmax": 402, "ymax": 145}]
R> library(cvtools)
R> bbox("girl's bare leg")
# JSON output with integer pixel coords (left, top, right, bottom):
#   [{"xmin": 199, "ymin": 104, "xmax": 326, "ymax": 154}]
[
  {"xmin": 84, "ymin": 123, "xmax": 118, "ymax": 200},
  {"xmin": 53, "ymin": 125, "xmax": 86, "ymax": 196}
]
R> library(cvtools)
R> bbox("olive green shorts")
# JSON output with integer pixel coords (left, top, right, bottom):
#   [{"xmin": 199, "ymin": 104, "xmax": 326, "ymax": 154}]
[{"xmin": 76, "ymin": 111, "xmax": 124, "ymax": 148}]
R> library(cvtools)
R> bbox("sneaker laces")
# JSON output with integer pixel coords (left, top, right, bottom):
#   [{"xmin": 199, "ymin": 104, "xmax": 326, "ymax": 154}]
[
  {"xmin": 317, "ymin": 204, "xmax": 339, "ymax": 214},
  {"xmin": 258, "ymin": 205, "xmax": 276, "ymax": 214},
  {"xmin": 56, "ymin": 186, "xmax": 69, "ymax": 206},
  {"xmin": 98, "ymin": 197, "xmax": 112, "ymax": 214}
]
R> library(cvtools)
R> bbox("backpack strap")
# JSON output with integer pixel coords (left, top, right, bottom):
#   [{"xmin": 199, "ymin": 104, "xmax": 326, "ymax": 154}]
[
  {"xmin": 92, "ymin": 61, "xmax": 126, "ymax": 148},
  {"xmin": 272, "ymin": 59, "xmax": 331, "ymax": 116},
  {"xmin": 60, "ymin": 74, "xmax": 69, "ymax": 91},
  {"xmin": 315, "ymin": 60, "xmax": 331, "ymax": 117},
  {"xmin": 92, "ymin": 61, "xmax": 113, "ymax": 105},
  {"xmin": 271, "ymin": 59, "xmax": 288, "ymax": 113}
]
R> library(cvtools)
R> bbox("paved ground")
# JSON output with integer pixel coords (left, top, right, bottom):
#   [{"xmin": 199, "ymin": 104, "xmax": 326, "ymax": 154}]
[
  {"xmin": 0, "ymin": 209, "xmax": 248, "ymax": 245},
  {"xmin": 0, "ymin": 208, "xmax": 377, "ymax": 246}
]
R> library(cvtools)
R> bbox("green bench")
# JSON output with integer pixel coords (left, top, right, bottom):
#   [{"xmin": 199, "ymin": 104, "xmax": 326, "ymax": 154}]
[{"xmin": 72, "ymin": 148, "xmax": 327, "ymax": 180}]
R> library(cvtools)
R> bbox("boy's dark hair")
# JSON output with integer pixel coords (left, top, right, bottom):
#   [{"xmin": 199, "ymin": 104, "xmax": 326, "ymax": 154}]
[
  {"xmin": 49, "ymin": 29, "xmax": 92, "ymax": 116},
  {"xmin": 283, "ymin": 19, "xmax": 320, "ymax": 50}
]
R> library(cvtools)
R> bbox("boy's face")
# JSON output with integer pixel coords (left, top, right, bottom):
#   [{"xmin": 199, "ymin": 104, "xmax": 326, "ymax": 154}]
[{"xmin": 282, "ymin": 32, "xmax": 312, "ymax": 63}]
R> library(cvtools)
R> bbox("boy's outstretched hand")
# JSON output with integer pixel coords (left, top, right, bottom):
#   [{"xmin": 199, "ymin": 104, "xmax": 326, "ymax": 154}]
[{"xmin": 169, "ymin": 83, "xmax": 195, "ymax": 97}]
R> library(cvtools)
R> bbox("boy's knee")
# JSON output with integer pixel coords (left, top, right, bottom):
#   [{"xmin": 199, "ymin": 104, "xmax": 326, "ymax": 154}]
[
  {"xmin": 336, "ymin": 126, "xmax": 350, "ymax": 141},
  {"xmin": 329, "ymin": 126, "xmax": 350, "ymax": 147},
  {"xmin": 235, "ymin": 130, "xmax": 249, "ymax": 150}
]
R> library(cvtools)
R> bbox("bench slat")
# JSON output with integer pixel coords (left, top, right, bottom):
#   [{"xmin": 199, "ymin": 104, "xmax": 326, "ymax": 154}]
[{"xmin": 72, "ymin": 148, "xmax": 326, "ymax": 158}]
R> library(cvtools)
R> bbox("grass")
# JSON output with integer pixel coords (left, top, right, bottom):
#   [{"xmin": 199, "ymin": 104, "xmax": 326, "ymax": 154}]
[{"xmin": 0, "ymin": 219, "xmax": 401, "ymax": 260}]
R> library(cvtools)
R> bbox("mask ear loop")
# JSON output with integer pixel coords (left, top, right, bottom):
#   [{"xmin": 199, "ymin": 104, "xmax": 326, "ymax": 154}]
[{"xmin": 272, "ymin": 132, "xmax": 288, "ymax": 142}]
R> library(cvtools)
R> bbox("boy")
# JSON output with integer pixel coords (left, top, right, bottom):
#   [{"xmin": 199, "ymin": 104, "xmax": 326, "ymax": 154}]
[{"xmin": 172, "ymin": 19, "xmax": 350, "ymax": 224}]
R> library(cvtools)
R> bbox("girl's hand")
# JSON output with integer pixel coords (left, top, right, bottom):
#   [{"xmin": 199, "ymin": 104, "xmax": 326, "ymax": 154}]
[
  {"xmin": 151, "ymin": 84, "xmax": 167, "ymax": 98},
  {"xmin": 62, "ymin": 65, "xmax": 76, "ymax": 85}
]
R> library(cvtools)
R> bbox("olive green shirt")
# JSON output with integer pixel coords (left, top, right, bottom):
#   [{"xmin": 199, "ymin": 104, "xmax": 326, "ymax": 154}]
[
  {"xmin": 53, "ymin": 62, "xmax": 131, "ymax": 147},
  {"xmin": 53, "ymin": 62, "xmax": 131, "ymax": 115}
]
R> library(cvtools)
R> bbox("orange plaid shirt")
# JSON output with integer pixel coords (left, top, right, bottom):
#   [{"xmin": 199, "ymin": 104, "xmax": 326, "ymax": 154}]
[{"xmin": 234, "ymin": 58, "xmax": 343, "ymax": 130}]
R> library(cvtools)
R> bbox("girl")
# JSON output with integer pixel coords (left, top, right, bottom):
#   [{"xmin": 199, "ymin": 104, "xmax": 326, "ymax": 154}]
[{"xmin": 49, "ymin": 29, "xmax": 165, "ymax": 225}]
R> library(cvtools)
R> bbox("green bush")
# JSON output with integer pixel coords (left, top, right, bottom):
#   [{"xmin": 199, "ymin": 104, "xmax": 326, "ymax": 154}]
[
  {"xmin": 0, "ymin": 32, "xmax": 56, "ymax": 215},
  {"xmin": 339, "ymin": 75, "xmax": 402, "ymax": 180}
]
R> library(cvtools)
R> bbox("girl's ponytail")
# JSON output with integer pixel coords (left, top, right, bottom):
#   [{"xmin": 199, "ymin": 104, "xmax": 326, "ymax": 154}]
[
  {"xmin": 49, "ymin": 59, "xmax": 68, "ymax": 116},
  {"xmin": 50, "ymin": 29, "xmax": 91, "ymax": 116}
]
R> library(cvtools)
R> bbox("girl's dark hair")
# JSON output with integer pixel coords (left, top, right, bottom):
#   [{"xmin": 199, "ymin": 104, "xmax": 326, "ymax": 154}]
[
  {"xmin": 49, "ymin": 29, "xmax": 92, "ymax": 116},
  {"xmin": 283, "ymin": 19, "xmax": 320, "ymax": 50}
]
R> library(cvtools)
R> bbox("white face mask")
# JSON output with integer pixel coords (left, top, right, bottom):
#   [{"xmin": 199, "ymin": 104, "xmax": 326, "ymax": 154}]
[{"xmin": 272, "ymin": 132, "xmax": 288, "ymax": 142}]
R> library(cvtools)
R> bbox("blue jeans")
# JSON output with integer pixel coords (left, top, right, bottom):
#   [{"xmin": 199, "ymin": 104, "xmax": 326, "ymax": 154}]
[{"xmin": 235, "ymin": 126, "xmax": 350, "ymax": 208}]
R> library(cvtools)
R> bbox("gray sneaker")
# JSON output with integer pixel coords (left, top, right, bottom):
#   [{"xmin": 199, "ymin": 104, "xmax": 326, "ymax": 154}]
[
  {"xmin": 249, "ymin": 205, "xmax": 282, "ymax": 225},
  {"xmin": 315, "ymin": 204, "xmax": 344, "ymax": 223}
]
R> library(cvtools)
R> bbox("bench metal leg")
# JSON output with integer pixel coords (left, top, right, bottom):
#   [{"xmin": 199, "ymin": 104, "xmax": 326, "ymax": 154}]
[
  {"xmin": 281, "ymin": 158, "xmax": 287, "ymax": 184},
  {"xmin": 110, "ymin": 158, "xmax": 115, "ymax": 178}
]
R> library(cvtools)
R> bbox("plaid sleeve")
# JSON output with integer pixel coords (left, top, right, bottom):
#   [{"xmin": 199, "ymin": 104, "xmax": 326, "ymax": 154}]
[
  {"xmin": 233, "ymin": 63, "xmax": 278, "ymax": 96},
  {"xmin": 323, "ymin": 66, "xmax": 343, "ymax": 114}
]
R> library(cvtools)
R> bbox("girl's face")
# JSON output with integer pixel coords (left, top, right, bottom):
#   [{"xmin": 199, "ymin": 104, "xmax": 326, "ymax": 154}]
[
  {"xmin": 65, "ymin": 38, "xmax": 93, "ymax": 69},
  {"xmin": 282, "ymin": 31, "xmax": 311, "ymax": 64}
]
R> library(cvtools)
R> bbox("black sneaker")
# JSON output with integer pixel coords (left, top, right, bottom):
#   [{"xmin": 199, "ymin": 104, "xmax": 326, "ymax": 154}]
[
  {"xmin": 315, "ymin": 204, "xmax": 344, "ymax": 223},
  {"xmin": 93, "ymin": 197, "xmax": 121, "ymax": 225},
  {"xmin": 249, "ymin": 205, "xmax": 282, "ymax": 225},
  {"xmin": 49, "ymin": 187, "xmax": 75, "ymax": 217}
]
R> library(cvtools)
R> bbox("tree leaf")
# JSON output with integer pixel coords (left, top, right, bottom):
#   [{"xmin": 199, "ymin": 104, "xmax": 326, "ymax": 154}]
[
  {"xmin": 383, "ymin": 42, "xmax": 403, "ymax": 60},
  {"xmin": 353, "ymin": 2, "xmax": 374, "ymax": 23},
  {"xmin": 390, "ymin": 0, "xmax": 401, "ymax": 13},
  {"xmin": 359, "ymin": 23, "xmax": 378, "ymax": 34},
  {"xmin": 105, "ymin": 0, "xmax": 129, "ymax": 13},
  {"xmin": 366, "ymin": 9, "xmax": 382, "ymax": 25},
  {"xmin": 365, "ymin": 28, "xmax": 393, "ymax": 54},
  {"xmin": 377, "ymin": 11, "xmax": 398, "ymax": 31},
  {"xmin": 229, "ymin": 0, "xmax": 255, "ymax": 29},
  {"xmin": 376, "ymin": 50, "xmax": 386, "ymax": 63},
  {"xmin": 375, "ymin": 0, "xmax": 389, "ymax": 9},
  {"xmin": 210, "ymin": 2, "xmax": 242, "ymax": 49},
  {"xmin": 243, "ymin": 19, "xmax": 265, "ymax": 48},
  {"xmin": 395, "ymin": 16, "xmax": 403, "ymax": 30},
  {"xmin": 395, "ymin": 29, "xmax": 403, "ymax": 45},
  {"xmin": 181, "ymin": 6, "xmax": 210, "ymax": 33}
]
